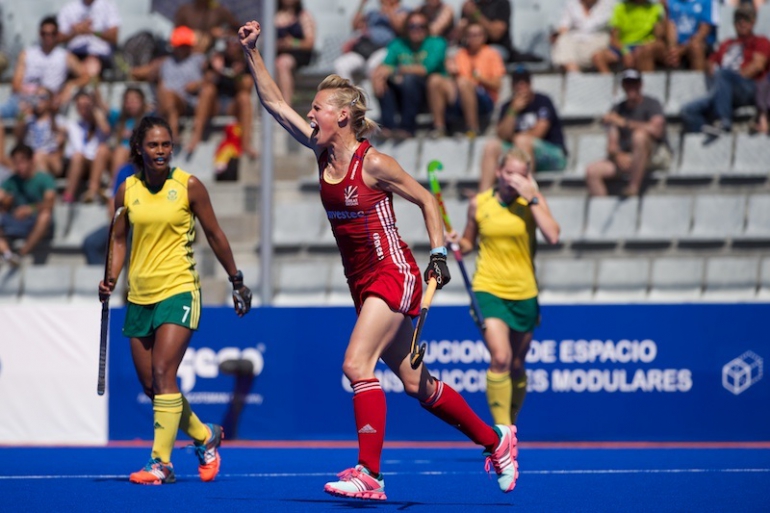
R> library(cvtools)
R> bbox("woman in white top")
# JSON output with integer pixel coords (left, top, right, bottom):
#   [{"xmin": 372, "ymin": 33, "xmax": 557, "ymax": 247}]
[{"xmin": 551, "ymin": 0, "xmax": 616, "ymax": 72}]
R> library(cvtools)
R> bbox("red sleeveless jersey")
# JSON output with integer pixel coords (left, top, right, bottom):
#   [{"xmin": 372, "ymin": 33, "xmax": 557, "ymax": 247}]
[{"xmin": 319, "ymin": 140, "xmax": 421, "ymax": 310}]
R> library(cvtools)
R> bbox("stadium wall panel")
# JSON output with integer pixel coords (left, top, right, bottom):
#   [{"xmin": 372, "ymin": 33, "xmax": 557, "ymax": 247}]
[{"xmin": 107, "ymin": 304, "xmax": 770, "ymax": 443}]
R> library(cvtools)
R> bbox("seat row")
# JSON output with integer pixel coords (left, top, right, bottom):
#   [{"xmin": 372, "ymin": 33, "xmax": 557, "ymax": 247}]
[
  {"xmin": 296, "ymin": 133, "xmax": 770, "ymax": 190},
  {"xmin": 3, "ymin": 255, "xmax": 767, "ymax": 306},
  {"xmin": 275, "ymin": 193, "xmax": 770, "ymax": 250}
]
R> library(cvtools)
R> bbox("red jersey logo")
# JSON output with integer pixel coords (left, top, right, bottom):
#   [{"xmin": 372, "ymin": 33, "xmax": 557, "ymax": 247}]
[{"xmin": 344, "ymin": 185, "xmax": 359, "ymax": 206}]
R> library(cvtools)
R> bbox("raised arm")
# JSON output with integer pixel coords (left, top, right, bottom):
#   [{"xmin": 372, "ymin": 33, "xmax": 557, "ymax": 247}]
[{"xmin": 238, "ymin": 21, "xmax": 316, "ymax": 150}]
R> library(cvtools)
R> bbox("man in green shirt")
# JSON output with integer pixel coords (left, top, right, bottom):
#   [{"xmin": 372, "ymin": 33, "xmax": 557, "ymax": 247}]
[
  {"xmin": 592, "ymin": 0, "xmax": 666, "ymax": 72},
  {"xmin": 372, "ymin": 11, "xmax": 447, "ymax": 138},
  {"xmin": 0, "ymin": 144, "xmax": 56, "ymax": 266}
]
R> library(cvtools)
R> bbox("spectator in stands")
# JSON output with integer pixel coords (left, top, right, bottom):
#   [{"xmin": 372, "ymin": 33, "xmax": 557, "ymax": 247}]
[
  {"xmin": 427, "ymin": 22, "xmax": 505, "ymax": 138},
  {"xmin": 551, "ymin": 0, "xmax": 615, "ymax": 73},
  {"xmin": 185, "ymin": 29, "xmax": 257, "ymax": 159},
  {"xmin": 586, "ymin": 69, "xmax": 670, "ymax": 197},
  {"xmin": 0, "ymin": 144, "xmax": 56, "ymax": 267},
  {"xmin": 680, "ymin": 4, "xmax": 770, "ymax": 137},
  {"xmin": 82, "ymin": 161, "xmax": 134, "ymax": 265},
  {"xmin": 174, "ymin": 0, "xmax": 240, "ymax": 53},
  {"xmin": 665, "ymin": 0, "xmax": 718, "ymax": 71},
  {"xmin": 418, "ymin": 0, "xmax": 456, "ymax": 41},
  {"xmin": 156, "ymin": 26, "xmax": 207, "ymax": 143},
  {"xmin": 456, "ymin": 0, "xmax": 515, "ymax": 62},
  {"xmin": 107, "ymin": 86, "xmax": 151, "ymax": 177},
  {"xmin": 372, "ymin": 11, "xmax": 447, "ymax": 138},
  {"xmin": 592, "ymin": 0, "xmax": 667, "ymax": 73},
  {"xmin": 478, "ymin": 67, "xmax": 568, "ymax": 192},
  {"xmin": 57, "ymin": 0, "xmax": 121, "ymax": 78},
  {"xmin": 0, "ymin": 16, "xmax": 87, "ymax": 120},
  {"xmin": 63, "ymin": 89, "xmax": 111, "ymax": 204},
  {"xmin": 14, "ymin": 86, "xmax": 67, "ymax": 177},
  {"xmin": 334, "ymin": 0, "xmax": 410, "ymax": 83},
  {"xmin": 275, "ymin": 0, "xmax": 316, "ymax": 107}
]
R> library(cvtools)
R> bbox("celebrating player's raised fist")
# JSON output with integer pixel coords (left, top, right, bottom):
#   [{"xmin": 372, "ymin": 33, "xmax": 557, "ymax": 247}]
[{"xmin": 238, "ymin": 21, "xmax": 261, "ymax": 50}]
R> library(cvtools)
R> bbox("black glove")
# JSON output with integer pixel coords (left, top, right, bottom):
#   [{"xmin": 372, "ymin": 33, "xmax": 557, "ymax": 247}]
[
  {"xmin": 424, "ymin": 253, "xmax": 451, "ymax": 289},
  {"xmin": 229, "ymin": 270, "xmax": 252, "ymax": 316}
]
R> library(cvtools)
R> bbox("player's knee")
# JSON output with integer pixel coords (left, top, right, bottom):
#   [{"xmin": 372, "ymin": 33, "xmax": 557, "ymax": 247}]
[{"xmin": 341, "ymin": 358, "xmax": 369, "ymax": 382}]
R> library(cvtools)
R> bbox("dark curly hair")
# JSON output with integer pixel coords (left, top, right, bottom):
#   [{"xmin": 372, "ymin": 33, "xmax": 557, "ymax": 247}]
[{"xmin": 129, "ymin": 116, "xmax": 173, "ymax": 170}]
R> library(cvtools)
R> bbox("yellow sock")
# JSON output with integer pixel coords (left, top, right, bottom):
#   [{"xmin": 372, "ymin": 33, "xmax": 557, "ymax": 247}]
[
  {"xmin": 510, "ymin": 374, "xmax": 528, "ymax": 424},
  {"xmin": 151, "ymin": 393, "xmax": 183, "ymax": 463},
  {"xmin": 486, "ymin": 370, "xmax": 512, "ymax": 425},
  {"xmin": 179, "ymin": 395, "xmax": 209, "ymax": 444}
]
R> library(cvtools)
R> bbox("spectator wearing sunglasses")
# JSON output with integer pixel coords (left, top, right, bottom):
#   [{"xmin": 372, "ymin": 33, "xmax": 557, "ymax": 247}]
[
  {"xmin": 372, "ymin": 11, "xmax": 447, "ymax": 138},
  {"xmin": 0, "ymin": 16, "xmax": 87, "ymax": 120}
]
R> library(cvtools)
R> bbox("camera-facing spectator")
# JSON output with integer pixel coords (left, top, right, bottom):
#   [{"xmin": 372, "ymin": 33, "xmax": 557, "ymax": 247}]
[
  {"xmin": 372, "ymin": 11, "xmax": 447, "ymax": 138},
  {"xmin": 174, "ymin": 0, "xmax": 240, "ymax": 53},
  {"xmin": 14, "ymin": 86, "xmax": 67, "ymax": 177},
  {"xmin": 57, "ymin": 0, "xmax": 121, "ymax": 78},
  {"xmin": 586, "ymin": 69, "xmax": 670, "ymax": 197},
  {"xmin": 0, "ymin": 144, "xmax": 56, "ymax": 266},
  {"xmin": 427, "ymin": 23, "xmax": 505, "ymax": 138},
  {"xmin": 592, "ymin": 0, "xmax": 667, "ymax": 73},
  {"xmin": 107, "ymin": 86, "xmax": 151, "ymax": 176},
  {"xmin": 551, "ymin": 0, "xmax": 615, "ymax": 73},
  {"xmin": 478, "ymin": 67, "xmax": 568, "ymax": 192},
  {"xmin": 418, "ymin": 0, "xmax": 456, "ymax": 40},
  {"xmin": 275, "ymin": 0, "xmax": 316, "ymax": 107},
  {"xmin": 665, "ymin": 0, "xmax": 718, "ymax": 71},
  {"xmin": 185, "ymin": 30, "xmax": 257, "ymax": 159},
  {"xmin": 456, "ymin": 0, "xmax": 515, "ymax": 62},
  {"xmin": 680, "ymin": 4, "xmax": 770, "ymax": 138},
  {"xmin": 0, "ymin": 16, "xmax": 87, "ymax": 120},
  {"xmin": 62, "ymin": 89, "xmax": 111, "ymax": 204},
  {"xmin": 335, "ymin": 0, "xmax": 410, "ymax": 83}
]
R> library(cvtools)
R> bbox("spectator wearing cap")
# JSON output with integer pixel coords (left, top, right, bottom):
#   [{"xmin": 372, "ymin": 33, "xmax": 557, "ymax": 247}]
[
  {"xmin": 665, "ymin": 0, "xmax": 718, "ymax": 71},
  {"xmin": 478, "ymin": 67, "xmax": 568, "ymax": 192},
  {"xmin": 427, "ymin": 22, "xmax": 505, "ymax": 138},
  {"xmin": 586, "ymin": 69, "xmax": 670, "ymax": 197},
  {"xmin": 155, "ymin": 26, "xmax": 207, "ymax": 142},
  {"xmin": 680, "ymin": 4, "xmax": 770, "ymax": 137},
  {"xmin": 57, "ymin": 0, "xmax": 121, "ymax": 78},
  {"xmin": 592, "ymin": 0, "xmax": 667, "ymax": 73}
]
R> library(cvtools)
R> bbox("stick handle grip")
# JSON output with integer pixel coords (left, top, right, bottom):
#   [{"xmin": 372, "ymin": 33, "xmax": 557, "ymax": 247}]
[{"xmin": 422, "ymin": 277, "xmax": 438, "ymax": 309}]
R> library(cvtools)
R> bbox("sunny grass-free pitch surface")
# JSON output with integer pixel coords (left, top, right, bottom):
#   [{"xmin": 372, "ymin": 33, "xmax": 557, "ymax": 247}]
[{"xmin": 2, "ymin": 442, "xmax": 769, "ymax": 512}]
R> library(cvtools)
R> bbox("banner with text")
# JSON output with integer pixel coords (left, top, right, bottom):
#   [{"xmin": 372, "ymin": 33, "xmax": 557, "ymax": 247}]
[{"xmin": 108, "ymin": 304, "xmax": 769, "ymax": 441}]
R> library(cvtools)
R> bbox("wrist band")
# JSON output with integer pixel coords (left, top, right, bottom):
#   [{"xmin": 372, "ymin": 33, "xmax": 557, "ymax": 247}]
[
  {"xmin": 228, "ymin": 270, "xmax": 243, "ymax": 284},
  {"xmin": 430, "ymin": 247, "xmax": 447, "ymax": 257}
]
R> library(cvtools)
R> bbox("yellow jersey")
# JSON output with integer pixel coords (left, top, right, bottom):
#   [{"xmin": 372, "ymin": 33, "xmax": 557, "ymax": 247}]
[
  {"xmin": 472, "ymin": 189, "xmax": 538, "ymax": 300},
  {"xmin": 124, "ymin": 168, "xmax": 199, "ymax": 304}
]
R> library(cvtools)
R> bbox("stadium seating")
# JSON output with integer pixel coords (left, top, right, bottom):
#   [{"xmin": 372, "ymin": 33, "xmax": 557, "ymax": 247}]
[
  {"xmin": 648, "ymin": 257, "xmax": 704, "ymax": 302},
  {"xmin": 703, "ymin": 257, "xmax": 760, "ymax": 301},
  {"xmin": 594, "ymin": 257, "xmax": 650, "ymax": 302},
  {"xmin": 20, "ymin": 264, "xmax": 72, "ymax": 303}
]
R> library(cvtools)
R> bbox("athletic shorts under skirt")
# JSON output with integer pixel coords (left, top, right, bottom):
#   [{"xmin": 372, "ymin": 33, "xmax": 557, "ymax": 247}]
[{"xmin": 476, "ymin": 291, "xmax": 540, "ymax": 332}]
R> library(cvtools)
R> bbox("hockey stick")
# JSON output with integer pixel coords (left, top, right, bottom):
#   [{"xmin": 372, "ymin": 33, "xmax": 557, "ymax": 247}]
[
  {"xmin": 409, "ymin": 277, "xmax": 437, "ymax": 369},
  {"xmin": 426, "ymin": 160, "xmax": 486, "ymax": 334},
  {"xmin": 98, "ymin": 206, "xmax": 125, "ymax": 396}
]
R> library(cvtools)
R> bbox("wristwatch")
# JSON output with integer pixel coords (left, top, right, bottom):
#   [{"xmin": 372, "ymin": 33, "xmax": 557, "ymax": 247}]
[{"xmin": 528, "ymin": 196, "xmax": 540, "ymax": 206}]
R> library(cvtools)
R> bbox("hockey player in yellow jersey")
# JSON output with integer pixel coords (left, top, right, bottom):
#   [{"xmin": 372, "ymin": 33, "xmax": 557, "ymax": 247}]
[
  {"xmin": 98, "ymin": 116, "xmax": 252, "ymax": 485},
  {"xmin": 448, "ymin": 148, "xmax": 559, "ymax": 426}
]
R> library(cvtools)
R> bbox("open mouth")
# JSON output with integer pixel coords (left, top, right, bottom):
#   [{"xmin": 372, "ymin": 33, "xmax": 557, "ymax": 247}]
[{"xmin": 310, "ymin": 121, "xmax": 319, "ymax": 138}]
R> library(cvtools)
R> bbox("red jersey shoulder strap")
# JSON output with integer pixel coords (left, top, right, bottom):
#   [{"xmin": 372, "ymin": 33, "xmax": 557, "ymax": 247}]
[{"xmin": 349, "ymin": 139, "xmax": 371, "ymax": 182}]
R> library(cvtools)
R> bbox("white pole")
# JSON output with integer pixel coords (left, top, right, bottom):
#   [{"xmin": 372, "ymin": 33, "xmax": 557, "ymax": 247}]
[{"xmin": 259, "ymin": 0, "xmax": 276, "ymax": 305}]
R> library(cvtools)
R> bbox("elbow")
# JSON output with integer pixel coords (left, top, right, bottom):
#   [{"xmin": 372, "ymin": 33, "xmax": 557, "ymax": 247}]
[{"xmin": 544, "ymin": 225, "xmax": 560, "ymax": 245}]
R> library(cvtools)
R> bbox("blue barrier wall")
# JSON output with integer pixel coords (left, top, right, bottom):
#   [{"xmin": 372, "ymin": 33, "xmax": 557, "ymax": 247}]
[{"xmin": 109, "ymin": 304, "xmax": 769, "ymax": 441}]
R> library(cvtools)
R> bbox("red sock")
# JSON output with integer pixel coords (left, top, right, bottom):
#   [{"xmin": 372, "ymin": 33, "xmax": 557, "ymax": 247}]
[
  {"xmin": 421, "ymin": 379, "xmax": 498, "ymax": 450},
  {"xmin": 352, "ymin": 379, "xmax": 386, "ymax": 475}
]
